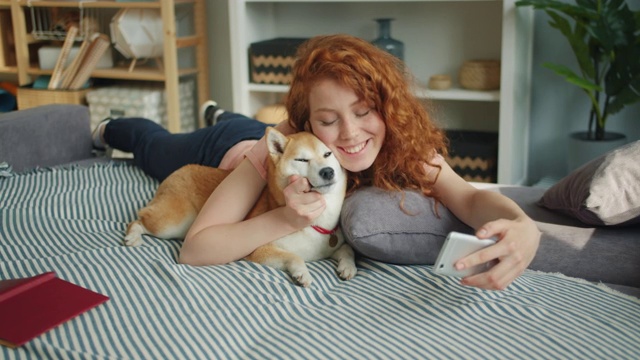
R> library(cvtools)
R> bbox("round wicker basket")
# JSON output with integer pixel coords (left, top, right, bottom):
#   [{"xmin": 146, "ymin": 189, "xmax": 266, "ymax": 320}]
[
  {"xmin": 428, "ymin": 74, "xmax": 452, "ymax": 90},
  {"xmin": 458, "ymin": 60, "xmax": 501, "ymax": 90},
  {"xmin": 255, "ymin": 104, "xmax": 288, "ymax": 124}
]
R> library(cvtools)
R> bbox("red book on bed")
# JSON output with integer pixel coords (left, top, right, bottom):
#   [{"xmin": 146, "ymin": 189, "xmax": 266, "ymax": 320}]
[{"xmin": 0, "ymin": 272, "xmax": 109, "ymax": 348}]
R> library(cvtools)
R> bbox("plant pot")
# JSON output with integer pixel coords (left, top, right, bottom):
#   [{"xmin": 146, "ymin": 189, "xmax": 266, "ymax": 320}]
[{"xmin": 567, "ymin": 131, "xmax": 627, "ymax": 172}]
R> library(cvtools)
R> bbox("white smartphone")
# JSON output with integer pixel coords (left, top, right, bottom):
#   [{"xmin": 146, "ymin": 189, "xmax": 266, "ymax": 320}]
[{"xmin": 434, "ymin": 231, "xmax": 497, "ymax": 278}]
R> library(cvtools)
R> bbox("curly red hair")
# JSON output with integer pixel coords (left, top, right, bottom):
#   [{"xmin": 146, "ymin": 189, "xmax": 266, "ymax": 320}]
[{"xmin": 285, "ymin": 34, "xmax": 448, "ymax": 198}]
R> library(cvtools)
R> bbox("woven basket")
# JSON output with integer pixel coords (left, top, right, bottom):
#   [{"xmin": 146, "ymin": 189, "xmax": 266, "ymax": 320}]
[
  {"xmin": 458, "ymin": 60, "xmax": 501, "ymax": 90},
  {"xmin": 249, "ymin": 38, "xmax": 308, "ymax": 85},
  {"xmin": 445, "ymin": 130, "xmax": 498, "ymax": 183},
  {"xmin": 17, "ymin": 86, "xmax": 90, "ymax": 110},
  {"xmin": 428, "ymin": 74, "xmax": 452, "ymax": 90}
]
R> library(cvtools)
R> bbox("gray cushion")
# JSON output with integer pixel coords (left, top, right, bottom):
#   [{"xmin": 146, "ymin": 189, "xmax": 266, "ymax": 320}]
[
  {"xmin": 0, "ymin": 104, "xmax": 93, "ymax": 172},
  {"xmin": 538, "ymin": 140, "xmax": 640, "ymax": 226},
  {"xmin": 341, "ymin": 185, "xmax": 640, "ymax": 288},
  {"xmin": 495, "ymin": 186, "xmax": 640, "ymax": 288},
  {"xmin": 340, "ymin": 187, "xmax": 472, "ymax": 265}
]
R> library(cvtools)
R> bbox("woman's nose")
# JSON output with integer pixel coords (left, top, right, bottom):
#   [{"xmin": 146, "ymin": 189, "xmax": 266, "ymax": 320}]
[{"xmin": 339, "ymin": 118, "xmax": 357, "ymax": 139}]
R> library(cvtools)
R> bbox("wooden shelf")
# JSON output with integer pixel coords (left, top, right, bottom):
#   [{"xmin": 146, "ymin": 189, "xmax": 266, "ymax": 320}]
[
  {"xmin": 15, "ymin": 0, "xmax": 196, "ymax": 8},
  {"xmin": 0, "ymin": 66, "xmax": 17, "ymax": 73},
  {"xmin": 27, "ymin": 65, "xmax": 199, "ymax": 81},
  {"xmin": 4, "ymin": 0, "xmax": 210, "ymax": 132}
]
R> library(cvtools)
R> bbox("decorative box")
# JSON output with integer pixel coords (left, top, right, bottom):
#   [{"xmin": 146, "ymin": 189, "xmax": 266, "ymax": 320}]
[
  {"xmin": 86, "ymin": 80, "xmax": 195, "ymax": 132},
  {"xmin": 249, "ymin": 38, "xmax": 308, "ymax": 85},
  {"xmin": 444, "ymin": 130, "xmax": 498, "ymax": 183},
  {"xmin": 17, "ymin": 85, "xmax": 90, "ymax": 110}
]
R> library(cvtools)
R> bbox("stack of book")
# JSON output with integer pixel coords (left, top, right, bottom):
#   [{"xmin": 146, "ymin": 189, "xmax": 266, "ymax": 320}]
[
  {"xmin": 0, "ymin": 272, "xmax": 109, "ymax": 348},
  {"xmin": 47, "ymin": 26, "xmax": 111, "ymax": 90}
]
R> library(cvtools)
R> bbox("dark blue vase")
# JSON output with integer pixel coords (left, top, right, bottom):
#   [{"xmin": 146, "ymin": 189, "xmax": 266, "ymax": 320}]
[{"xmin": 372, "ymin": 18, "xmax": 404, "ymax": 61}]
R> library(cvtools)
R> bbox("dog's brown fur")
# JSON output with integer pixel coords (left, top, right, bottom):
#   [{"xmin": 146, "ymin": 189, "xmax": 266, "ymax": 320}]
[{"xmin": 124, "ymin": 128, "xmax": 356, "ymax": 287}]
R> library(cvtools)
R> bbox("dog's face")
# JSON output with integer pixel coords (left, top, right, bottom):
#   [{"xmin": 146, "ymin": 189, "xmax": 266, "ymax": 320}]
[{"xmin": 266, "ymin": 128, "xmax": 346, "ymax": 195}]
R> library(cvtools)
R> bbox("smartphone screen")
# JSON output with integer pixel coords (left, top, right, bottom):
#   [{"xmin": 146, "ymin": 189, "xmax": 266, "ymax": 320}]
[{"xmin": 434, "ymin": 232, "xmax": 497, "ymax": 277}]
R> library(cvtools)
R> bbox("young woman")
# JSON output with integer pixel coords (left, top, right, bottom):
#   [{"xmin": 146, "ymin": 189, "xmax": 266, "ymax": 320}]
[{"xmin": 95, "ymin": 34, "xmax": 540, "ymax": 291}]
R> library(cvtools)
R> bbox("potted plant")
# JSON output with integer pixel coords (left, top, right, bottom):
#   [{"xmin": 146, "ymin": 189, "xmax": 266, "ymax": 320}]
[{"xmin": 516, "ymin": 0, "xmax": 640, "ymax": 169}]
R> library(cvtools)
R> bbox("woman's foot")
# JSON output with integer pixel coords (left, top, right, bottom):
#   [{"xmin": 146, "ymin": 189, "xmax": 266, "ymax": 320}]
[{"xmin": 199, "ymin": 100, "xmax": 224, "ymax": 127}]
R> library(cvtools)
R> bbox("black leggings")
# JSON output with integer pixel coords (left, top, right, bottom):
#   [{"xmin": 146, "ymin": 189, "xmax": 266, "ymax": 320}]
[{"xmin": 103, "ymin": 112, "xmax": 270, "ymax": 181}]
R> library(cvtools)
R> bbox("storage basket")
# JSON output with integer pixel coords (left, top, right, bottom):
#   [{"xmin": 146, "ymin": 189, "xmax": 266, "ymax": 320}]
[
  {"xmin": 249, "ymin": 38, "xmax": 308, "ymax": 85},
  {"xmin": 17, "ymin": 86, "xmax": 90, "ymax": 110},
  {"xmin": 86, "ymin": 80, "xmax": 195, "ymax": 132},
  {"xmin": 444, "ymin": 130, "xmax": 498, "ymax": 183},
  {"xmin": 458, "ymin": 60, "xmax": 500, "ymax": 90},
  {"xmin": 428, "ymin": 74, "xmax": 452, "ymax": 90}
]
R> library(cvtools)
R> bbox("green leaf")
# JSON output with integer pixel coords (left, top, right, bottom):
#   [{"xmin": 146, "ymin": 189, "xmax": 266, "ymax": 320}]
[
  {"xmin": 606, "ymin": 54, "xmax": 640, "ymax": 115},
  {"xmin": 516, "ymin": 0, "xmax": 596, "ymax": 19},
  {"xmin": 519, "ymin": 0, "xmax": 640, "ymax": 131},
  {"xmin": 546, "ymin": 11, "xmax": 594, "ymax": 78},
  {"xmin": 605, "ymin": 44, "xmax": 640, "ymax": 95},
  {"xmin": 543, "ymin": 62, "xmax": 602, "ymax": 91},
  {"xmin": 575, "ymin": 0, "xmax": 595, "ymax": 8},
  {"xmin": 606, "ymin": 84, "xmax": 640, "ymax": 115},
  {"xmin": 587, "ymin": 0, "xmax": 637, "ymax": 53}
]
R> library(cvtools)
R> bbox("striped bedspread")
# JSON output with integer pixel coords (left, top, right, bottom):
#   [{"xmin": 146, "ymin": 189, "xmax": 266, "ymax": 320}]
[{"xmin": 1, "ymin": 163, "xmax": 639, "ymax": 359}]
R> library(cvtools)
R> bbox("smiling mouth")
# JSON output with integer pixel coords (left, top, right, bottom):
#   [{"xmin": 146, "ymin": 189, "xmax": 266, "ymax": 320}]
[{"xmin": 340, "ymin": 140, "xmax": 368, "ymax": 155}]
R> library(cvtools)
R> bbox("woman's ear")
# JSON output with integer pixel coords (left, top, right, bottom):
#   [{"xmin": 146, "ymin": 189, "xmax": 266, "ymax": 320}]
[{"xmin": 304, "ymin": 120, "xmax": 311, "ymax": 132}]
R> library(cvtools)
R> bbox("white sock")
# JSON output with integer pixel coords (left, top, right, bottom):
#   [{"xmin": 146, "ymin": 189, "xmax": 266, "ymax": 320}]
[
  {"xmin": 212, "ymin": 109, "xmax": 224, "ymax": 123},
  {"xmin": 92, "ymin": 120, "xmax": 110, "ymax": 149}
]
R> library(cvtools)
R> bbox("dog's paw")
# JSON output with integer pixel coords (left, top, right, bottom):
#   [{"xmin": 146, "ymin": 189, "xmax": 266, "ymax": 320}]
[
  {"xmin": 337, "ymin": 261, "xmax": 357, "ymax": 281},
  {"xmin": 291, "ymin": 268, "xmax": 313, "ymax": 287},
  {"xmin": 123, "ymin": 233, "xmax": 143, "ymax": 247},
  {"xmin": 124, "ymin": 221, "xmax": 147, "ymax": 247}
]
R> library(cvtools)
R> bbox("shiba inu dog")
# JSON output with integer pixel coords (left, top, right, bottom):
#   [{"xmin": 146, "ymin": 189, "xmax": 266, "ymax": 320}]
[{"xmin": 124, "ymin": 128, "xmax": 357, "ymax": 287}]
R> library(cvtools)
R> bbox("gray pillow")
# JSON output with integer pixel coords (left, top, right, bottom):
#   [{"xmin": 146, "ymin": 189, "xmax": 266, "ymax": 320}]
[
  {"xmin": 538, "ymin": 140, "xmax": 640, "ymax": 226},
  {"xmin": 340, "ymin": 187, "xmax": 472, "ymax": 264}
]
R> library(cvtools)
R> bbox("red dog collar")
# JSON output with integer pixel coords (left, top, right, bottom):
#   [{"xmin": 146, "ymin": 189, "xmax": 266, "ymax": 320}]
[{"xmin": 311, "ymin": 225, "xmax": 338, "ymax": 235}]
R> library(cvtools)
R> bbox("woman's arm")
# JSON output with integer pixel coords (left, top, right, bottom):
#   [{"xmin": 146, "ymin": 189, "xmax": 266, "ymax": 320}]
[
  {"xmin": 426, "ymin": 156, "xmax": 541, "ymax": 290},
  {"xmin": 180, "ymin": 121, "xmax": 326, "ymax": 266}
]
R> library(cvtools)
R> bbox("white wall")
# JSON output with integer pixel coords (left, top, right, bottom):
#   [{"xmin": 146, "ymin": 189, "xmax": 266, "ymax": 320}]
[
  {"xmin": 207, "ymin": 0, "xmax": 233, "ymax": 110},
  {"xmin": 206, "ymin": 0, "xmax": 639, "ymax": 185}
]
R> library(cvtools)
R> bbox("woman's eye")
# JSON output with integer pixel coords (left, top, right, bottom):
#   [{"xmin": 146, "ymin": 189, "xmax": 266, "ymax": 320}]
[
  {"xmin": 320, "ymin": 119, "xmax": 338, "ymax": 126},
  {"xmin": 356, "ymin": 109, "xmax": 371, "ymax": 117},
  {"xmin": 295, "ymin": 158, "xmax": 309, "ymax": 163},
  {"xmin": 323, "ymin": 152, "xmax": 332, "ymax": 158}
]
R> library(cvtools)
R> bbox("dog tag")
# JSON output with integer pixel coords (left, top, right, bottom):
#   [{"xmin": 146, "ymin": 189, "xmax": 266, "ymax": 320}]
[{"xmin": 329, "ymin": 234, "xmax": 338, "ymax": 247}]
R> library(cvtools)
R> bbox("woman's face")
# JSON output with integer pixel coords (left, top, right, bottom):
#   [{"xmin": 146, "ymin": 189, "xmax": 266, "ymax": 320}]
[{"xmin": 307, "ymin": 78, "xmax": 386, "ymax": 173}]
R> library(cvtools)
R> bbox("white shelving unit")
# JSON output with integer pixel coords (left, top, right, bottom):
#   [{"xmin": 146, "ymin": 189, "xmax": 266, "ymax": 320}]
[{"xmin": 228, "ymin": 0, "xmax": 534, "ymax": 184}]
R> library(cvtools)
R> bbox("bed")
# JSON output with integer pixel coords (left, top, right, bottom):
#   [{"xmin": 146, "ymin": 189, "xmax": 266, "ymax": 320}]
[{"xmin": 1, "ymin": 105, "xmax": 639, "ymax": 359}]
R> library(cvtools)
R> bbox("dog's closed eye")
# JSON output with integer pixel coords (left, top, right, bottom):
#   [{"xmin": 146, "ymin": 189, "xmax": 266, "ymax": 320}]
[{"xmin": 295, "ymin": 158, "xmax": 309, "ymax": 163}]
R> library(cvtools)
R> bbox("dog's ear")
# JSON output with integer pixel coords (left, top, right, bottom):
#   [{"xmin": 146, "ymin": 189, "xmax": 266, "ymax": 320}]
[{"xmin": 266, "ymin": 127, "xmax": 288, "ymax": 158}]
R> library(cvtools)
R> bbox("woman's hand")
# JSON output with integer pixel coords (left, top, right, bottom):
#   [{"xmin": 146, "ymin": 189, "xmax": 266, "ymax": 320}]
[
  {"xmin": 426, "ymin": 156, "xmax": 541, "ymax": 291},
  {"xmin": 456, "ymin": 216, "xmax": 541, "ymax": 290},
  {"xmin": 281, "ymin": 175, "xmax": 326, "ymax": 229}
]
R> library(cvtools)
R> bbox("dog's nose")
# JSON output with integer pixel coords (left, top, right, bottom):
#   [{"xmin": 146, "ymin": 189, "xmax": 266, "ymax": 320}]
[{"xmin": 319, "ymin": 167, "xmax": 334, "ymax": 181}]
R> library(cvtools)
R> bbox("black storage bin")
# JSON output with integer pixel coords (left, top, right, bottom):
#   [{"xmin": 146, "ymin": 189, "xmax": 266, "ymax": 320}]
[
  {"xmin": 444, "ymin": 130, "xmax": 498, "ymax": 183},
  {"xmin": 249, "ymin": 38, "xmax": 308, "ymax": 84}
]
